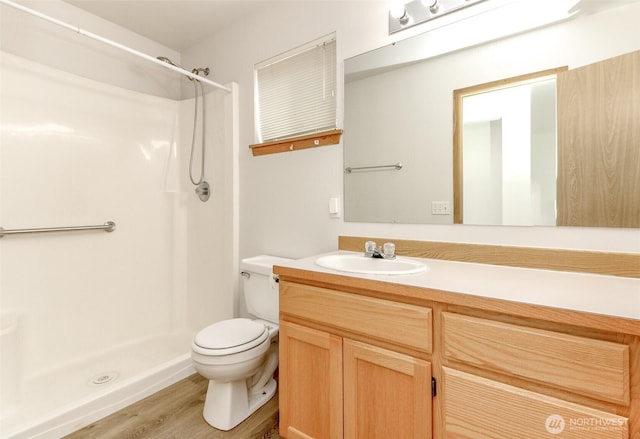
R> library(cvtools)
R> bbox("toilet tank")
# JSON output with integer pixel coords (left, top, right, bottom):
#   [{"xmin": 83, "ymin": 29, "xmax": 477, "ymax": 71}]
[{"xmin": 241, "ymin": 255, "xmax": 293, "ymax": 323}]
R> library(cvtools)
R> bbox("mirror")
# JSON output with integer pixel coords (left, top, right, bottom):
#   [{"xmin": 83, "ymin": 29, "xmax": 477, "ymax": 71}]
[
  {"xmin": 453, "ymin": 68, "xmax": 566, "ymax": 226},
  {"xmin": 343, "ymin": 2, "xmax": 640, "ymax": 226}
]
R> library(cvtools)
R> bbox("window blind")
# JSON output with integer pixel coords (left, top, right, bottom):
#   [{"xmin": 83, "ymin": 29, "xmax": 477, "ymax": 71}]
[{"xmin": 255, "ymin": 35, "xmax": 337, "ymax": 143}]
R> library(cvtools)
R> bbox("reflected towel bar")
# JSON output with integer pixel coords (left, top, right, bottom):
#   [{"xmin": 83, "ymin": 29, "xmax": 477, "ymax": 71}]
[
  {"xmin": 345, "ymin": 162, "xmax": 403, "ymax": 173},
  {"xmin": 0, "ymin": 221, "xmax": 116, "ymax": 238}
]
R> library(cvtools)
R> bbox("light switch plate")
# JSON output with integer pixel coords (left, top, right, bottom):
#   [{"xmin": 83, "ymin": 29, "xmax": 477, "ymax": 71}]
[{"xmin": 329, "ymin": 197, "xmax": 341, "ymax": 218}]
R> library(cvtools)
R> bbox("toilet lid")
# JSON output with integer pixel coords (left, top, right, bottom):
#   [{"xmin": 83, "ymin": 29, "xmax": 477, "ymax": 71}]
[{"xmin": 194, "ymin": 318, "xmax": 268, "ymax": 354}]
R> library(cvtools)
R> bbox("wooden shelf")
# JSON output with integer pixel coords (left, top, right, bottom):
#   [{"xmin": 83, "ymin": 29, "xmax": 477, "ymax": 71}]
[{"xmin": 249, "ymin": 129, "xmax": 342, "ymax": 156}]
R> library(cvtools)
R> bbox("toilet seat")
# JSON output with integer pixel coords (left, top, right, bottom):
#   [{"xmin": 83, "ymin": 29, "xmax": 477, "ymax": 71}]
[{"xmin": 194, "ymin": 318, "xmax": 268, "ymax": 356}]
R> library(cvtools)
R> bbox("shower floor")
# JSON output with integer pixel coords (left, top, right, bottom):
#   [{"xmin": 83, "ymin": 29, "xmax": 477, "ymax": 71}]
[{"xmin": 1, "ymin": 331, "xmax": 195, "ymax": 439}]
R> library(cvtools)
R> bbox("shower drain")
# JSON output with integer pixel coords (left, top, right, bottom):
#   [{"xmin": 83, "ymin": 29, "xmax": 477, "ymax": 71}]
[{"xmin": 88, "ymin": 371, "xmax": 119, "ymax": 387}]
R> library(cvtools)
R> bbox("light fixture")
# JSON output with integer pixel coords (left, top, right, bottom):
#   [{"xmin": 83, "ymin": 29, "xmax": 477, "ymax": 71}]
[
  {"xmin": 389, "ymin": 0, "xmax": 487, "ymax": 34},
  {"xmin": 390, "ymin": 3, "xmax": 410, "ymax": 25},
  {"xmin": 426, "ymin": 0, "xmax": 440, "ymax": 14}
]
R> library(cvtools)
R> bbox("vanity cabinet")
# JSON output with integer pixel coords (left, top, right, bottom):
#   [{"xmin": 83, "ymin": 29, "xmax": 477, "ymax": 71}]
[
  {"xmin": 276, "ymin": 269, "xmax": 637, "ymax": 439},
  {"xmin": 278, "ymin": 281, "xmax": 433, "ymax": 439}
]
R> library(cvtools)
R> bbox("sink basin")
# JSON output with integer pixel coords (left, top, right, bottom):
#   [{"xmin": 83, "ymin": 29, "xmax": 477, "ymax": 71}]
[{"xmin": 315, "ymin": 254, "xmax": 427, "ymax": 275}]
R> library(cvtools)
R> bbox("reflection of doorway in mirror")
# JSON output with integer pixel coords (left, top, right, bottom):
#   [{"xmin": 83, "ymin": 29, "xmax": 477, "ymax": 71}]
[
  {"xmin": 461, "ymin": 79, "xmax": 557, "ymax": 226},
  {"xmin": 453, "ymin": 67, "xmax": 566, "ymax": 226}
]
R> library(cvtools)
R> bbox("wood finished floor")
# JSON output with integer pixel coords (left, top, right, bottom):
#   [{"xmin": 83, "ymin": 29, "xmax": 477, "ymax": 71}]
[{"xmin": 64, "ymin": 374, "xmax": 282, "ymax": 439}]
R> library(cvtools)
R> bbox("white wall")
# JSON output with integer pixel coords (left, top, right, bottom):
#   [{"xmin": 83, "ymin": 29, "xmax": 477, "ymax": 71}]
[
  {"xmin": 0, "ymin": 0, "xmax": 182, "ymax": 99},
  {"xmin": 183, "ymin": 1, "xmax": 640, "ymax": 260},
  {"xmin": 463, "ymin": 121, "xmax": 502, "ymax": 225}
]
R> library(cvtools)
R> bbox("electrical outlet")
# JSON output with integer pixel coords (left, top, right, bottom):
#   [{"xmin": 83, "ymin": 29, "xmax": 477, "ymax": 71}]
[{"xmin": 431, "ymin": 201, "xmax": 450, "ymax": 215}]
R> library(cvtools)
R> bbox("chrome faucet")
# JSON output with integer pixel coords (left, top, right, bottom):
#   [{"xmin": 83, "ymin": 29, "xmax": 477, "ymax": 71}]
[{"xmin": 364, "ymin": 241, "xmax": 396, "ymax": 259}]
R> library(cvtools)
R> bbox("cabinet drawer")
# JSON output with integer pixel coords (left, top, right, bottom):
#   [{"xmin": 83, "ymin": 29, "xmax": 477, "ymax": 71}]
[
  {"xmin": 280, "ymin": 282, "xmax": 432, "ymax": 353},
  {"xmin": 442, "ymin": 367, "xmax": 628, "ymax": 439},
  {"xmin": 442, "ymin": 312, "xmax": 629, "ymax": 404}
]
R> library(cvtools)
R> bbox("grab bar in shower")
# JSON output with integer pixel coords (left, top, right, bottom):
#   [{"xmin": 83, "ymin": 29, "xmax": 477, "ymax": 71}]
[
  {"xmin": 0, "ymin": 221, "xmax": 116, "ymax": 238},
  {"xmin": 344, "ymin": 162, "xmax": 403, "ymax": 173}
]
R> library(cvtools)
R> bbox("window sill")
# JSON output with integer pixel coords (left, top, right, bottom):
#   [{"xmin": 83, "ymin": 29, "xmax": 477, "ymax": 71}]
[{"xmin": 249, "ymin": 129, "xmax": 343, "ymax": 156}]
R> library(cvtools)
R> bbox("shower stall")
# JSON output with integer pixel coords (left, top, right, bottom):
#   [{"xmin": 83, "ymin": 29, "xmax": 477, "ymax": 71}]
[{"xmin": 0, "ymin": 2, "xmax": 239, "ymax": 437}]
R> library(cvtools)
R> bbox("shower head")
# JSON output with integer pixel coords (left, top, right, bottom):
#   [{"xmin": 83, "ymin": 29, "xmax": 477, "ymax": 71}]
[
  {"xmin": 156, "ymin": 56, "xmax": 184, "ymax": 69},
  {"xmin": 156, "ymin": 56, "xmax": 196, "ymax": 82},
  {"xmin": 157, "ymin": 56, "xmax": 178, "ymax": 67}
]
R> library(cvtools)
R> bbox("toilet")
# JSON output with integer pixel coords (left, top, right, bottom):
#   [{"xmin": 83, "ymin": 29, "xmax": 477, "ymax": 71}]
[{"xmin": 191, "ymin": 255, "xmax": 292, "ymax": 431}]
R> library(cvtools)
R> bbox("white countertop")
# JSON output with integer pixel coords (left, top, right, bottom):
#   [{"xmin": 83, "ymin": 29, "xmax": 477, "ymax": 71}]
[{"xmin": 278, "ymin": 251, "xmax": 640, "ymax": 321}]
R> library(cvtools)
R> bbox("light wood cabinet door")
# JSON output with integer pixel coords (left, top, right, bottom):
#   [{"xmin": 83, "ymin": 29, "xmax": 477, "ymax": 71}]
[
  {"xmin": 279, "ymin": 321, "xmax": 343, "ymax": 439},
  {"xmin": 343, "ymin": 339, "xmax": 432, "ymax": 439}
]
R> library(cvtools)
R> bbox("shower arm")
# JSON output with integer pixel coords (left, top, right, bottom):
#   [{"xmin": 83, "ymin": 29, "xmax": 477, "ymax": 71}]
[{"xmin": 0, "ymin": 0, "xmax": 231, "ymax": 93}]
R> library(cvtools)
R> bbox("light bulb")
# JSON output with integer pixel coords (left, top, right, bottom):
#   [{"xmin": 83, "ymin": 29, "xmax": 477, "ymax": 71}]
[{"xmin": 390, "ymin": 2, "xmax": 410, "ymax": 24}]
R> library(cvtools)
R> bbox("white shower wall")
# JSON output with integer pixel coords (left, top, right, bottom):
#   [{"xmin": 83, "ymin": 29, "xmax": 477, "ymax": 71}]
[{"xmin": 0, "ymin": 51, "xmax": 235, "ymax": 399}]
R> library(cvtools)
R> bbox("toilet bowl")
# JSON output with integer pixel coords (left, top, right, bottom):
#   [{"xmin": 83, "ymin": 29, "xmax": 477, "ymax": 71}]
[{"xmin": 191, "ymin": 255, "xmax": 292, "ymax": 431}]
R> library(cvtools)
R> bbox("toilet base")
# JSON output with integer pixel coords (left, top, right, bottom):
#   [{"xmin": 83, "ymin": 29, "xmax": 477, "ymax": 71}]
[{"xmin": 202, "ymin": 377, "xmax": 277, "ymax": 431}]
